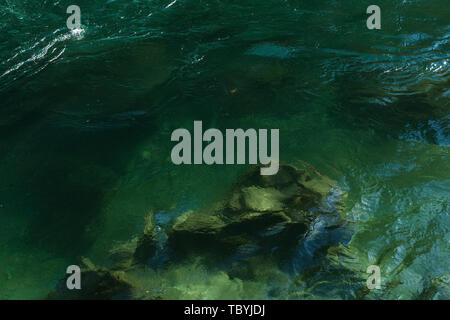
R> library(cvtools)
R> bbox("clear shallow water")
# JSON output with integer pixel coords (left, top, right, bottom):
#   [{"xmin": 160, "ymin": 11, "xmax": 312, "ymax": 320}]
[{"xmin": 0, "ymin": 0, "xmax": 448, "ymax": 299}]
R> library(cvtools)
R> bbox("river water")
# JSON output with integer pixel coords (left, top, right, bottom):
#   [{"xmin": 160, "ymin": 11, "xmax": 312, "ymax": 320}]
[{"xmin": 0, "ymin": 0, "xmax": 448, "ymax": 299}]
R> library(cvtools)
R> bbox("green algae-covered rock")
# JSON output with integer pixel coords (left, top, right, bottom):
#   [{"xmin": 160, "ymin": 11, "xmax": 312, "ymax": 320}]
[
  {"xmin": 166, "ymin": 163, "xmax": 337, "ymax": 255},
  {"xmin": 50, "ymin": 162, "xmax": 346, "ymax": 299},
  {"xmin": 240, "ymin": 186, "xmax": 286, "ymax": 212}
]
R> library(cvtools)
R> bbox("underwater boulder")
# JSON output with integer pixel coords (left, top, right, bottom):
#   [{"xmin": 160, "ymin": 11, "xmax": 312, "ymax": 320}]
[
  {"xmin": 167, "ymin": 210, "xmax": 230, "ymax": 253},
  {"xmin": 228, "ymin": 163, "xmax": 331, "ymax": 217},
  {"xmin": 237, "ymin": 162, "xmax": 300, "ymax": 188},
  {"xmin": 166, "ymin": 163, "xmax": 337, "ymax": 256},
  {"xmin": 240, "ymin": 186, "xmax": 286, "ymax": 212},
  {"xmin": 167, "ymin": 209, "xmax": 296, "ymax": 255},
  {"xmin": 49, "ymin": 162, "xmax": 347, "ymax": 299}
]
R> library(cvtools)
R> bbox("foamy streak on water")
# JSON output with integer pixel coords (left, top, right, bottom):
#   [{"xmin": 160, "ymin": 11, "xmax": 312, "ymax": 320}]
[{"xmin": 0, "ymin": 28, "xmax": 84, "ymax": 89}]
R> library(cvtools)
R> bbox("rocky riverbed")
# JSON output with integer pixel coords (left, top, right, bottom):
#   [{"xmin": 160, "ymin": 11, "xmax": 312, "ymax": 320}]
[{"xmin": 49, "ymin": 162, "xmax": 354, "ymax": 299}]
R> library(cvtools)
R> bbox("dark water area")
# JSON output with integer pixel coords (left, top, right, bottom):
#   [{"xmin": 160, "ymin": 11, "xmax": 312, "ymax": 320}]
[{"xmin": 0, "ymin": 0, "xmax": 449, "ymax": 299}]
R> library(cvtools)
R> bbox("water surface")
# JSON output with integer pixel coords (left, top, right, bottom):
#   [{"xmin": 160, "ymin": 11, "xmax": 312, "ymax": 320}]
[{"xmin": 0, "ymin": 0, "xmax": 448, "ymax": 299}]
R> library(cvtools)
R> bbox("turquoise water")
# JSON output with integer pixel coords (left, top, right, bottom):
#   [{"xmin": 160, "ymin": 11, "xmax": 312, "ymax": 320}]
[{"xmin": 0, "ymin": 0, "xmax": 449, "ymax": 299}]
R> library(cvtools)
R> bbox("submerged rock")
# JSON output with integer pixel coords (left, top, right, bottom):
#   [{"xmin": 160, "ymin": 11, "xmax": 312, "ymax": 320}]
[
  {"xmin": 240, "ymin": 186, "xmax": 286, "ymax": 212},
  {"xmin": 167, "ymin": 163, "xmax": 338, "ymax": 256},
  {"xmin": 50, "ymin": 162, "xmax": 347, "ymax": 299}
]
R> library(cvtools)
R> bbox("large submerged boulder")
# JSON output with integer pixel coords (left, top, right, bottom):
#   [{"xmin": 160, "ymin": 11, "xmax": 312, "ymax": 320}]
[
  {"xmin": 166, "ymin": 163, "xmax": 338, "ymax": 257},
  {"xmin": 49, "ymin": 162, "xmax": 346, "ymax": 299}
]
